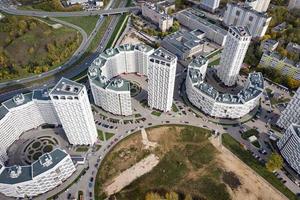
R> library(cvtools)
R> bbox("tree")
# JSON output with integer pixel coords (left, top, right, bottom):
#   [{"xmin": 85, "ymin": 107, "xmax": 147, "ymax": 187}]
[
  {"xmin": 145, "ymin": 192, "xmax": 162, "ymax": 200},
  {"xmin": 184, "ymin": 194, "xmax": 193, "ymax": 200},
  {"xmin": 165, "ymin": 191, "xmax": 179, "ymax": 200},
  {"xmin": 287, "ymin": 77, "xmax": 300, "ymax": 90},
  {"xmin": 266, "ymin": 153, "xmax": 283, "ymax": 172}
]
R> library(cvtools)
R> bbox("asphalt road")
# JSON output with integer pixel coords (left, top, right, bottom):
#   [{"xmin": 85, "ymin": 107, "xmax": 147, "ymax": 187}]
[{"xmin": 0, "ymin": 0, "xmax": 127, "ymax": 102}]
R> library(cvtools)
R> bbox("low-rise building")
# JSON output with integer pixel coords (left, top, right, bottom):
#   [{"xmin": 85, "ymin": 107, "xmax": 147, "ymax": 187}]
[
  {"xmin": 272, "ymin": 22, "xmax": 287, "ymax": 33},
  {"xmin": 288, "ymin": 0, "xmax": 300, "ymax": 9},
  {"xmin": 277, "ymin": 124, "xmax": 300, "ymax": 175},
  {"xmin": 259, "ymin": 51, "xmax": 300, "ymax": 80},
  {"xmin": 141, "ymin": 2, "xmax": 174, "ymax": 32},
  {"xmin": 67, "ymin": 0, "xmax": 88, "ymax": 5},
  {"xmin": 287, "ymin": 42, "xmax": 300, "ymax": 54},
  {"xmin": 223, "ymin": 2, "xmax": 271, "ymax": 38},
  {"xmin": 260, "ymin": 39, "xmax": 279, "ymax": 52},
  {"xmin": 186, "ymin": 56, "xmax": 264, "ymax": 119},
  {"xmin": 0, "ymin": 148, "xmax": 76, "ymax": 198},
  {"xmin": 160, "ymin": 29, "xmax": 206, "ymax": 60},
  {"xmin": 176, "ymin": 8, "xmax": 228, "ymax": 46}
]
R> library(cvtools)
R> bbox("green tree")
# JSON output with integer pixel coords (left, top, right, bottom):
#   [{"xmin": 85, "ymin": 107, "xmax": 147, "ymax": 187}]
[
  {"xmin": 165, "ymin": 191, "xmax": 179, "ymax": 200},
  {"xmin": 184, "ymin": 194, "xmax": 193, "ymax": 200},
  {"xmin": 145, "ymin": 192, "xmax": 162, "ymax": 200},
  {"xmin": 287, "ymin": 77, "xmax": 300, "ymax": 90},
  {"xmin": 266, "ymin": 153, "xmax": 283, "ymax": 172}
]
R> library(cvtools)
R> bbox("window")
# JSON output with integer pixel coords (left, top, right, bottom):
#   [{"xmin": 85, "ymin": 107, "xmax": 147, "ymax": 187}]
[
  {"xmin": 236, "ymin": 11, "xmax": 240, "ymax": 16},
  {"xmin": 249, "ymin": 16, "xmax": 253, "ymax": 22}
]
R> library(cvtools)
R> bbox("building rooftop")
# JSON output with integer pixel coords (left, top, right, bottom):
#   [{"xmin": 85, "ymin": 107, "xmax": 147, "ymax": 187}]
[
  {"xmin": 32, "ymin": 89, "xmax": 51, "ymax": 101},
  {"xmin": 106, "ymin": 79, "xmax": 131, "ymax": 92},
  {"xmin": 229, "ymin": 26, "xmax": 251, "ymax": 38},
  {"xmin": 178, "ymin": 8, "xmax": 228, "ymax": 35},
  {"xmin": 50, "ymin": 78, "xmax": 84, "ymax": 96},
  {"xmin": 0, "ymin": 105, "xmax": 9, "ymax": 120},
  {"xmin": 32, "ymin": 149, "xmax": 68, "ymax": 178},
  {"xmin": 2, "ymin": 93, "xmax": 33, "ymax": 110},
  {"xmin": 150, "ymin": 47, "xmax": 177, "ymax": 63},
  {"xmin": 0, "ymin": 149, "xmax": 69, "ymax": 185},
  {"xmin": 227, "ymin": 2, "xmax": 270, "ymax": 17}
]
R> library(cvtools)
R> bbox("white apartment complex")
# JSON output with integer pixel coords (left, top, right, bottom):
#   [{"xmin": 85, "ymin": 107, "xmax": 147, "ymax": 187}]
[
  {"xmin": 49, "ymin": 78, "xmax": 98, "ymax": 145},
  {"xmin": 186, "ymin": 56, "xmax": 264, "ymax": 119},
  {"xmin": 277, "ymin": 124, "xmax": 300, "ymax": 175},
  {"xmin": 277, "ymin": 88, "xmax": 300, "ymax": 130},
  {"xmin": 288, "ymin": 0, "xmax": 300, "ymax": 9},
  {"xmin": 141, "ymin": 2, "xmax": 173, "ymax": 32},
  {"xmin": 88, "ymin": 44, "xmax": 154, "ymax": 116},
  {"xmin": 245, "ymin": 0, "xmax": 271, "ymax": 12},
  {"xmin": 148, "ymin": 47, "xmax": 177, "ymax": 112},
  {"xmin": 217, "ymin": 26, "xmax": 251, "ymax": 86},
  {"xmin": 200, "ymin": 0, "xmax": 220, "ymax": 12},
  {"xmin": 176, "ymin": 8, "xmax": 228, "ymax": 46},
  {"xmin": 0, "ymin": 149, "xmax": 76, "ymax": 198},
  {"xmin": 223, "ymin": 2, "xmax": 271, "ymax": 38}
]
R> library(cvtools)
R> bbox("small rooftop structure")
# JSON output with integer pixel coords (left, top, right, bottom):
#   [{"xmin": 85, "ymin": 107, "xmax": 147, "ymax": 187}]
[{"xmin": 50, "ymin": 78, "xmax": 84, "ymax": 96}]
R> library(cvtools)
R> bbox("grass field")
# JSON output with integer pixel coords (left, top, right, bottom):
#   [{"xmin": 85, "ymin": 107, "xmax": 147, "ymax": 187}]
[
  {"xmin": 56, "ymin": 16, "xmax": 99, "ymax": 35},
  {"xmin": 0, "ymin": 15, "xmax": 81, "ymax": 82},
  {"xmin": 222, "ymin": 133, "xmax": 297, "ymax": 200},
  {"xmin": 95, "ymin": 125, "xmax": 233, "ymax": 200},
  {"xmin": 241, "ymin": 129, "xmax": 259, "ymax": 140},
  {"xmin": 151, "ymin": 111, "xmax": 162, "ymax": 117},
  {"xmin": 97, "ymin": 130, "xmax": 115, "ymax": 141}
]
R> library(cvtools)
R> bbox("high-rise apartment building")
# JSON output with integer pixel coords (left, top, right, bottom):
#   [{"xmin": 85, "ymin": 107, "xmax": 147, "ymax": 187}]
[
  {"xmin": 148, "ymin": 47, "xmax": 177, "ymax": 112},
  {"xmin": 245, "ymin": 0, "xmax": 271, "ymax": 12},
  {"xmin": 217, "ymin": 26, "xmax": 251, "ymax": 86},
  {"xmin": 277, "ymin": 88, "xmax": 300, "ymax": 130},
  {"xmin": 200, "ymin": 0, "xmax": 220, "ymax": 12},
  {"xmin": 223, "ymin": 2, "xmax": 271, "ymax": 38},
  {"xmin": 288, "ymin": 0, "xmax": 300, "ymax": 9},
  {"xmin": 277, "ymin": 124, "xmax": 300, "ymax": 175},
  {"xmin": 50, "ymin": 78, "xmax": 98, "ymax": 145}
]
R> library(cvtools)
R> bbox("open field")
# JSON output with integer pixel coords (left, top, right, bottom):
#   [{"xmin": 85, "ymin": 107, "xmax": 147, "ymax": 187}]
[
  {"xmin": 222, "ymin": 133, "xmax": 296, "ymax": 200},
  {"xmin": 0, "ymin": 15, "xmax": 81, "ymax": 82},
  {"xmin": 95, "ymin": 125, "xmax": 287, "ymax": 200},
  {"xmin": 56, "ymin": 16, "xmax": 99, "ymax": 35}
]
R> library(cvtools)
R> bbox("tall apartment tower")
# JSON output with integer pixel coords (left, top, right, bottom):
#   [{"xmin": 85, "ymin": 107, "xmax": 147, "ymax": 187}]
[
  {"xmin": 245, "ymin": 0, "xmax": 271, "ymax": 12},
  {"xmin": 200, "ymin": 0, "xmax": 220, "ymax": 12},
  {"xmin": 217, "ymin": 27, "xmax": 251, "ymax": 86},
  {"xmin": 276, "ymin": 87, "xmax": 300, "ymax": 130},
  {"xmin": 288, "ymin": 0, "xmax": 300, "ymax": 9},
  {"xmin": 148, "ymin": 47, "xmax": 177, "ymax": 112},
  {"xmin": 49, "ymin": 78, "xmax": 98, "ymax": 145}
]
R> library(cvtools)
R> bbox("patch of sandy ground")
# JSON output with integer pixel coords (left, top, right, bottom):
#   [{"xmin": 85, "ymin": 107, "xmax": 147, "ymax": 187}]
[{"xmin": 210, "ymin": 138, "xmax": 288, "ymax": 200}]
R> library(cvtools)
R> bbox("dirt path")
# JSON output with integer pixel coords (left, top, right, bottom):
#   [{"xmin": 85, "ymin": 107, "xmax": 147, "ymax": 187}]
[{"xmin": 210, "ymin": 138, "xmax": 287, "ymax": 200}]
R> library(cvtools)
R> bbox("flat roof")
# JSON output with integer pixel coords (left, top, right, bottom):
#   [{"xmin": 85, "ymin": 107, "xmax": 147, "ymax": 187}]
[
  {"xmin": 32, "ymin": 89, "xmax": 51, "ymax": 101},
  {"xmin": 50, "ymin": 78, "xmax": 84, "ymax": 96},
  {"xmin": 150, "ymin": 47, "xmax": 177, "ymax": 63},
  {"xmin": 106, "ymin": 79, "xmax": 130, "ymax": 92},
  {"xmin": 0, "ymin": 105, "xmax": 9, "ymax": 120},
  {"xmin": 0, "ymin": 166, "xmax": 32, "ymax": 184},
  {"xmin": 2, "ymin": 93, "xmax": 33, "ymax": 110}
]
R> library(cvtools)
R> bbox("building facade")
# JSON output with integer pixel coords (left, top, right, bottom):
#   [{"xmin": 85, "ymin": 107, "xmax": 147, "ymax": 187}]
[
  {"xmin": 161, "ymin": 29, "xmax": 206, "ymax": 60},
  {"xmin": 148, "ymin": 47, "xmax": 177, "ymax": 112},
  {"xmin": 49, "ymin": 78, "xmax": 98, "ymax": 145},
  {"xmin": 88, "ymin": 44, "xmax": 154, "ymax": 116},
  {"xmin": 288, "ymin": 0, "xmax": 300, "ymax": 9},
  {"xmin": 0, "ymin": 149, "xmax": 76, "ymax": 198},
  {"xmin": 199, "ymin": 0, "xmax": 220, "ymax": 12},
  {"xmin": 217, "ymin": 26, "xmax": 251, "ymax": 86},
  {"xmin": 186, "ymin": 56, "xmax": 264, "ymax": 119},
  {"xmin": 141, "ymin": 2, "xmax": 173, "ymax": 32},
  {"xmin": 277, "ymin": 88, "xmax": 300, "ymax": 130},
  {"xmin": 223, "ymin": 2, "xmax": 271, "ymax": 38},
  {"xmin": 277, "ymin": 124, "xmax": 300, "ymax": 175},
  {"xmin": 245, "ymin": 0, "xmax": 271, "ymax": 12},
  {"xmin": 176, "ymin": 8, "xmax": 228, "ymax": 46},
  {"xmin": 259, "ymin": 51, "xmax": 300, "ymax": 80}
]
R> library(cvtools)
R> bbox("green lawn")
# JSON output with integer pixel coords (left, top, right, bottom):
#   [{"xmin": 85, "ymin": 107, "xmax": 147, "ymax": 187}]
[
  {"xmin": 241, "ymin": 129, "xmax": 259, "ymax": 140},
  {"xmin": 151, "ymin": 111, "xmax": 162, "ymax": 117},
  {"xmin": 76, "ymin": 146, "xmax": 89, "ymax": 152},
  {"xmin": 172, "ymin": 103, "xmax": 179, "ymax": 112},
  {"xmin": 134, "ymin": 113, "xmax": 142, "ymax": 118},
  {"xmin": 56, "ymin": 16, "xmax": 99, "ymax": 35},
  {"xmin": 222, "ymin": 134, "xmax": 297, "ymax": 200},
  {"xmin": 251, "ymin": 140, "xmax": 261, "ymax": 148},
  {"xmin": 97, "ymin": 130, "xmax": 114, "ymax": 141},
  {"xmin": 208, "ymin": 58, "xmax": 220, "ymax": 67}
]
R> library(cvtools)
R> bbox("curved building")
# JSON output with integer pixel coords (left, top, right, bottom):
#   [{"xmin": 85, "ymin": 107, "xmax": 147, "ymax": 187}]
[
  {"xmin": 0, "ymin": 148, "xmax": 76, "ymax": 198},
  {"xmin": 89, "ymin": 44, "xmax": 154, "ymax": 116},
  {"xmin": 186, "ymin": 56, "xmax": 264, "ymax": 119}
]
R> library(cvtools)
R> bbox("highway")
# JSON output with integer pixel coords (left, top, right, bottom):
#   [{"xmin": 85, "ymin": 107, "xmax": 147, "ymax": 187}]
[{"xmin": 0, "ymin": 0, "xmax": 128, "ymax": 102}]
